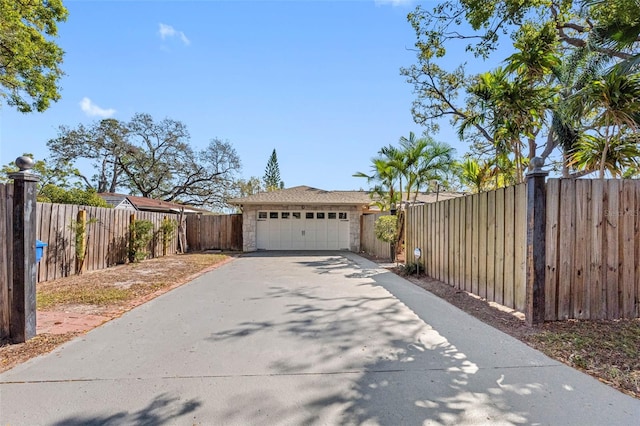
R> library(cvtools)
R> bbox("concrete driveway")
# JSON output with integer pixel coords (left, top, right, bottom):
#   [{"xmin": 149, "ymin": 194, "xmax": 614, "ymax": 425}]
[{"xmin": 1, "ymin": 252, "xmax": 638, "ymax": 425}]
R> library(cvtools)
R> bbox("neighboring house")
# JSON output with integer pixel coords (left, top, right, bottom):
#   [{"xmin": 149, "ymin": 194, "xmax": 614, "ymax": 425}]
[
  {"xmin": 229, "ymin": 186, "xmax": 466, "ymax": 253},
  {"xmin": 228, "ymin": 186, "xmax": 373, "ymax": 252},
  {"xmin": 98, "ymin": 193, "xmax": 205, "ymax": 214},
  {"xmin": 396, "ymin": 192, "xmax": 463, "ymax": 207}
]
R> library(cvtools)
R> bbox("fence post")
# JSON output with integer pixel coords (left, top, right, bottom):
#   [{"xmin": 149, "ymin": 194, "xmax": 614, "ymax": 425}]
[
  {"xmin": 525, "ymin": 157, "xmax": 548, "ymax": 326},
  {"xmin": 9, "ymin": 156, "xmax": 40, "ymax": 343}
]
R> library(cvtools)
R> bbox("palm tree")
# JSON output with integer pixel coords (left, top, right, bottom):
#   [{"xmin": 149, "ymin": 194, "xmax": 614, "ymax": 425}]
[
  {"xmin": 455, "ymin": 158, "xmax": 496, "ymax": 193},
  {"xmin": 408, "ymin": 140, "xmax": 455, "ymax": 202},
  {"xmin": 353, "ymin": 156, "xmax": 401, "ymax": 212},
  {"xmin": 580, "ymin": 0, "xmax": 640, "ymax": 74},
  {"xmin": 568, "ymin": 68, "xmax": 640, "ymax": 177},
  {"xmin": 378, "ymin": 144, "xmax": 407, "ymax": 200},
  {"xmin": 568, "ymin": 134, "xmax": 640, "ymax": 177},
  {"xmin": 398, "ymin": 133, "xmax": 456, "ymax": 201}
]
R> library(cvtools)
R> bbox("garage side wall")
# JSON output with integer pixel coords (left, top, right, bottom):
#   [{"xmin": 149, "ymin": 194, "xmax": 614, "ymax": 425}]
[{"xmin": 241, "ymin": 205, "xmax": 361, "ymax": 252}]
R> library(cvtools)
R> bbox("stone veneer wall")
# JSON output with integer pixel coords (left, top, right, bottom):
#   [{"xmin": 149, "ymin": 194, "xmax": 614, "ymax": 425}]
[{"xmin": 241, "ymin": 204, "xmax": 362, "ymax": 252}]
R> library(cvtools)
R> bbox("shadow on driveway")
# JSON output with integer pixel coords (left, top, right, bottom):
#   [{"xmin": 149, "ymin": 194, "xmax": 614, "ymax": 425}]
[{"xmin": 211, "ymin": 251, "xmax": 535, "ymax": 424}]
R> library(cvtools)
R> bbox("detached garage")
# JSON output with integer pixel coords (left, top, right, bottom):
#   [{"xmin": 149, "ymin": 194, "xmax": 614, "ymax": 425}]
[{"xmin": 229, "ymin": 186, "xmax": 372, "ymax": 252}]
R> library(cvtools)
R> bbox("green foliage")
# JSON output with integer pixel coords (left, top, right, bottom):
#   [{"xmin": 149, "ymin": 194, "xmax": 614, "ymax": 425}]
[
  {"xmin": 69, "ymin": 214, "xmax": 99, "ymax": 274},
  {"xmin": 1, "ymin": 153, "xmax": 84, "ymax": 189},
  {"xmin": 402, "ymin": 0, "xmax": 640, "ymax": 179},
  {"xmin": 398, "ymin": 133, "xmax": 455, "ymax": 201},
  {"xmin": 455, "ymin": 158, "xmax": 495, "ymax": 193},
  {"xmin": 0, "ymin": 0, "xmax": 68, "ymax": 112},
  {"xmin": 263, "ymin": 149, "xmax": 284, "ymax": 191},
  {"xmin": 374, "ymin": 215, "xmax": 399, "ymax": 244},
  {"xmin": 129, "ymin": 220, "xmax": 154, "ymax": 263},
  {"xmin": 236, "ymin": 176, "xmax": 263, "ymax": 197},
  {"xmin": 39, "ymin": 185, "xmax": 109, "ymax": 207},
  {"xmin": 354, "ymin": 133, "xmax": 454, "ymax": 209},
  {"xmin": 568, "ymin": 135, "xmax": 640, "ymax": 177},
  {"xmin": 1, "ymin": 154, "xmax": 109, "ymax": 206},
  {"xmin": 160, "ymin": 218, "xmax": 178, "ymax": 255},
  {"xmin": 399, "ymin": 262, "xmax": 419, "ymax": 276}
]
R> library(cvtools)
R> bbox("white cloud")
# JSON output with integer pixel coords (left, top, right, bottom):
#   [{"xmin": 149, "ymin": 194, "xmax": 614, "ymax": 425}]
[
  {"xmin": 79, "ymin": 97, "xmax": 116, "ymax": 118},
  {"xmin": 158, "ymin": 23, "xmax": 190, "ymax": 46}
]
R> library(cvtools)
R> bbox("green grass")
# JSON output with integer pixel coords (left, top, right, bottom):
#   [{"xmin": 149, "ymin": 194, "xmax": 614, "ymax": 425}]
[{"xmin": 37, "ymin": 286, "xmax": 132, "ymax": 309}]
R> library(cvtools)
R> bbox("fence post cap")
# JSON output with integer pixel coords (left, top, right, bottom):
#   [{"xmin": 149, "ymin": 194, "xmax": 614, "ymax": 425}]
[
  {"xmin": 15, "ymin": 156, "xmax": 35, "ymax": 171},
  {"xmin": 8, "ymin": 156, "xmax": 39, "ymax": 182},
  {"xmin": 527, "ymin": 157, "xmax": 549, "ymax": 177}
]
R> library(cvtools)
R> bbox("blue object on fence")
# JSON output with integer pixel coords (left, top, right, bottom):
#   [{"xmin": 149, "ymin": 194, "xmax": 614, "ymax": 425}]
[{"xmin": 35, "ymin": 240, "xmax": 48, "ymax": 263}]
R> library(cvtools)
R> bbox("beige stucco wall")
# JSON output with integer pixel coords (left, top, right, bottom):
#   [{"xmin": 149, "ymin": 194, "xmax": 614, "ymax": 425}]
[{"xmin": 241, "ymin": 204, "xmax": 362, "ymax": 252}]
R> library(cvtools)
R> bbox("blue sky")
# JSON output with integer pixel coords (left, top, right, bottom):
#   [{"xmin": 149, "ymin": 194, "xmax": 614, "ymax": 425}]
[{"xmin": 1, "ymin": 0, "xmax": 471, "ymax": 191}]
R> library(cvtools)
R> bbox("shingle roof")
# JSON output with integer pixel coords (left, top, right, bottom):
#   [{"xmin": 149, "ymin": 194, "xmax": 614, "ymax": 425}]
[
  {"xmin": 228, "ymin": 186, "xmax": 372, "ymax": 206},
  {"xmin": 229, "ymin": 185, "xmax": 466, "ymax": 207},
  {"xmin": 99, "ymin": 193, "xmax": 208, "ymax": 213},
  {"xmin": 398, "ymin": 192, "xmax": 464, "ymax": 204}
]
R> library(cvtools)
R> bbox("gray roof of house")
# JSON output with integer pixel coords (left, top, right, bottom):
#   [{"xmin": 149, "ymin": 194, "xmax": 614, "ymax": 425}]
[
  {"xmin": 228, "ymin": 186, "xmax": 372, "ymax": 206},
  {"xmin": 228, "ymin": 185, "xmax": 466, "ymax": 207}
]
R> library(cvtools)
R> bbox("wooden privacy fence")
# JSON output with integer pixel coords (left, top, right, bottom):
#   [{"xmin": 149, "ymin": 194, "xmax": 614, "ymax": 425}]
[
  {"xmin": 360, "ymin": 213, "xmax": 392, "ymax": 260},
  {"xmin": 185, "ymin": 214, "xmax": 242, "ymax": 251},
  {"xmin": 545, "ymin": 179, "xmax": 640, "ymax": 320},
  {"xmin": 405, "ymin": 184, "xmax": 528, "ymax": 313},
  {"xmin": 0, "ymin": 183, "xmax": 13, "ymax": 338},
  {"xmin": 404, "ymin": 177, "xmax": 640, "ymax": 321},
  {"xmin": 36, "ymin": 203, "xmax": 182, "ymax": 282}
]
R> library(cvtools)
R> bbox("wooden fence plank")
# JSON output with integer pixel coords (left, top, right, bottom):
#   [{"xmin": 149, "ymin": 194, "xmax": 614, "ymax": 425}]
[
  {"xmin": 0, "ymin": 184, "xmax": 10, "ymax": 338},
  {"xmin": 573, "ymin": 180, "xmax": 591, "ymax": 319},
  {"xmin": 486, "ymin": 190, "xmax": 496, "ymax": 301},
  {"xmin": 448, "ymin": 200, "xmax": 455, "ymax": 286},
  {"xmin": 471, "ymin": 193, "xmax": 480, "ymax": 296},
  {"xmin": 48, "ymin": 202, "xmax": 61, "ymax": 279},
  {"xmin": 605, "ymin": 180, "xmax": 620, "ymax": 319},
  {"xmin": 465, "ymin": 195, "xmax": 473, "ymax": 293},
  {"xmin": 544, "ymin": 179, "xmax": 560, "ymax": 320},
  {"xmin": 453, "ymin": 198, "xmax": 462, "ymax": 289},
  {"xmin": 457, "ymin": 197, "xmax": 465, "ymax": 290},
  {"xmin": 427, "ymin": 204, "xmax": 433, "ymax": 275},
  {"xmin": 435, "ymin": 201, "xmax": 441, "ymax": 280},
  {"xmin": 558, "ymin": 179, "xmax": 575, "ymax": 320},
  {"xmin": 620, "ymin": 180, "xmax": 636, "ymax": 318},
  {"xmin": 503, "ymin": 186, "xmax": 515, "ymax": 309},
  {"xmin": 514, "ymin": 183, "xmax": 527, "ymax": 312},
  {"xmin": 590, "ymin": 180, "xmax": 606, "ymax": 319},
  {"xmin": 423, "ymin": 205, "xmax": 429, "ymax": 274},
  {"xmin": 442, "ymin": 202, "xmax": 448, "ymax": 280},
  {"xmin": 494, "ymin": 188, "xmax": 505, "ymax": 305},
  {"xmin": 478, "ymin": 192, "xmax": 488, "ymax": 299}
]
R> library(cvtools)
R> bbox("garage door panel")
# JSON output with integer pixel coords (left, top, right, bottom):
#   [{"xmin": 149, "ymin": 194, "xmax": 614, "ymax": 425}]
[
  {"xmin": 256, "ymin": 210, "xmax": 349, "ymax": 250},
  {"xmin": 291, "ymin": 218, "xmax": 304, "ymax": 250}
]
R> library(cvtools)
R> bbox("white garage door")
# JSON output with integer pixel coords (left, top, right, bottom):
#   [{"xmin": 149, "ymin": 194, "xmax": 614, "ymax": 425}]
[{"xmin": 256, "ymin": 210, "xmax": 350, "ymax": 250}]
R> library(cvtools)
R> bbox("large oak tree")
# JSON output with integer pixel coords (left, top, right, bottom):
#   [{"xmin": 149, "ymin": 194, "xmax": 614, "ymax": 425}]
[{"xmin": 47, "ymin": 113, "xmax": 242, "ymax": 210}]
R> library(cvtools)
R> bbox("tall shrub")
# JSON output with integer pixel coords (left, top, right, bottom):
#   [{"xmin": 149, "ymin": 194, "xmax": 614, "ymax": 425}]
[
  {"xmin": 374, "ymin": 215, "xmax": 399, "ymax": 262},
  {"xmin": 129, "ymin": 219, "xmax": 154, "ymax": 263}
]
